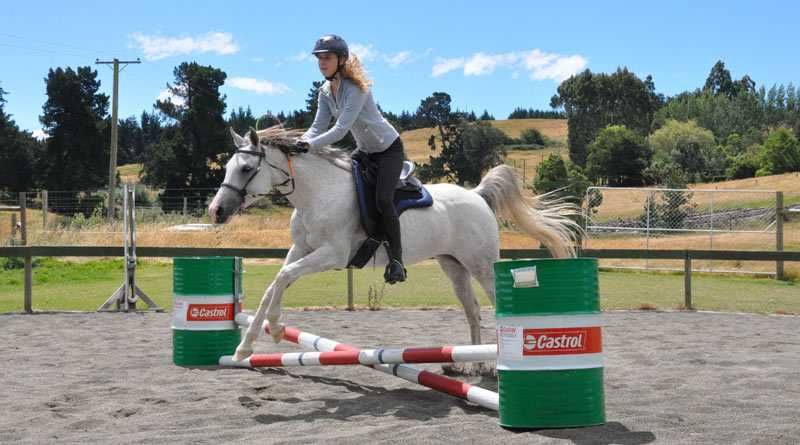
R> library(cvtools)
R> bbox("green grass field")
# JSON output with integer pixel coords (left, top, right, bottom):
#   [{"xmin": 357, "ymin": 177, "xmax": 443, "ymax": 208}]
[{"xmin": 0, "ymin": 258, "xmax": 796, "ymax": 314}]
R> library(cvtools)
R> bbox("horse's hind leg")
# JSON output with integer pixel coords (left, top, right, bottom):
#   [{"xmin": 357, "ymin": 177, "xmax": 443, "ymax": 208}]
[
  {"xmin": 463, "ymin": 256, "xmax": 497, "ymax": 308},
  {"xmin": 436, "ymin": 254, "xmax": 482, "ymax": 345},
  {"xmin": 437, "ymin": 254, "xmax": 496, "ymax": 377}
]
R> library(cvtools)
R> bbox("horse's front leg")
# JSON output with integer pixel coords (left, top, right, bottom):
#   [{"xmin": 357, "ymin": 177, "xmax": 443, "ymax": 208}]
[
  {"xmin": 265, "ymin": 244, "xmax": 345, "ymax": 343},
  {"xmin": 233, "ymin": 244, "xmax": 307, "ymax": 361}
]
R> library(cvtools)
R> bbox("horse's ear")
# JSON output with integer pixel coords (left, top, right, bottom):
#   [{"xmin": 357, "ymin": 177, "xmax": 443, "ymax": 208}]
[
  {"xmin": 248, "ymin": 127, "xmax": 260, "ymax": 147},
  {"xmin": 230, "ymin": 127, "xmax": 247, "ymax": 148}
]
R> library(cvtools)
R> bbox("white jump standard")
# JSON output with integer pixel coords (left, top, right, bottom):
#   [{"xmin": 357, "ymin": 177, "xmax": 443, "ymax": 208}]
[{"xmin": 223, "ymin": 313, "xmax": 499, "ymax": 411}]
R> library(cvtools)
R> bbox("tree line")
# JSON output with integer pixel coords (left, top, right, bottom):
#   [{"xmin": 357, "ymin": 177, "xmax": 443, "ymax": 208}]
[
  {"xmin": 537, "ymin": 61, "xmax": 800, "ymax": 198},
  {"xmin": 0, "ymin": 62, "xmax": 519, "ymax": 212},
  {"xmin": 3, "ymin": 59, "xmax": 799, "ymax": 215}
]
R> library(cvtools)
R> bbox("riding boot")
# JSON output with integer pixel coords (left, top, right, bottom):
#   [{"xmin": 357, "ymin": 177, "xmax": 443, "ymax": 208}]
[{"xmin": 383, "ymin": 242, "xmax": 407, "ymax": 284}]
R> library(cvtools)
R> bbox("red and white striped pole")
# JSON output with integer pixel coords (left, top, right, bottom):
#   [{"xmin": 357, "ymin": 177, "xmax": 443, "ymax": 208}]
[
  {"xmin": 220, "ymin": 344, "xmax": 496, "ymax": 368},
  {"xmin": 224, "ymin": 313, "xmax": 499, "ymax": 411}
]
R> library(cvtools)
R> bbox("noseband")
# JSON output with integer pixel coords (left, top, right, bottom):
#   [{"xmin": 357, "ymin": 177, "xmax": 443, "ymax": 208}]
[{"xmin": 220, "ymin": 147, "xmax": 296, "ymax": 200}]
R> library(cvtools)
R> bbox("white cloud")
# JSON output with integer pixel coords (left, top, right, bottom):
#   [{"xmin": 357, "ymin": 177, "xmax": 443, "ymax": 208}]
[
  {"xmin": 288, "ymin": 51, "xmax": 309, "ymax": 62},
  {"xmin": 527, "ymin": 54, "xmax": 588, "ymax": 81},
  {"xmin": 31, "ymin": 129, "xmax": 48, "ymax": 140},
  {"xmin": 131, "ymin": 32, "xmax": 239, "ymax": 61},
  {"xmin": 431, "ymin": 49, "xmax": 587, "ymax": 82},
  {"xmin": 464, "ymin": 52, "xmax": 519, "ymax": 76},
  {"xmin": 519, "ymin": 49, "xmax": 556, "ymax": 71},
  {"xmin": 349, "ymin": 43, "xmax": 377, "ymax": 61},
  {"xmin": 250, "ymin": 57, "xmax": 265, "ymax": 63},
  {"xmin": 157, "ymin": 89, "xmax": 185, "ymax": 106},
  {"xmin": 385, "ymin": 51, "xmax": 413, "ymax": 68},
  {"xmin": 228, "ymin": 77, "xmax": 291, "ymax": 95},
  {"xmin": 432, "ymin": 57, "xmax": 465, "ymax": 77},
  {"xmin": 287, "ymin": 44, "xmax": 428, "ymax": 68}
]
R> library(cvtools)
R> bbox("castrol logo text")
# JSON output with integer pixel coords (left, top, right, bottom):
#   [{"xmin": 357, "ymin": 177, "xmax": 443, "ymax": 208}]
[
  {"xmin": 187, "ymin": 303, "xmax": 233, "ymax": 321},
  {"xmin": 522, "ymin": 327, "xmax": 601, "ymax": 355}
]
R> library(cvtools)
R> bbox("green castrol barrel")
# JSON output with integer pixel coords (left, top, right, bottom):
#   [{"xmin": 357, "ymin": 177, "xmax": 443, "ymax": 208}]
[
  {"xmin": 172, "ymin": 257, "xmax": 243, "ymax": 366},
  {"xmin": 494, "ymin": 258, "xmax": 605, "ymax": 429}
]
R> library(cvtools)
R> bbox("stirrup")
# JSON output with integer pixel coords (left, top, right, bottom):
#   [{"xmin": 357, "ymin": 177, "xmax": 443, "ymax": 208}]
[{"xmin": 384, "ymin": 259, "xmax": 407, "ymax": 284}]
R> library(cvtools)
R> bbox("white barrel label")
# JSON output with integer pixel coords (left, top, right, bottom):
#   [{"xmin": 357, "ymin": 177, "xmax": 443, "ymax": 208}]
[
  {"xmin": 172, "ymin": 296, "xmax": 236, "ymax": 330},
  {"xmin": 497, "ymin": 315, "xmax": 603, "ymax": 370}
]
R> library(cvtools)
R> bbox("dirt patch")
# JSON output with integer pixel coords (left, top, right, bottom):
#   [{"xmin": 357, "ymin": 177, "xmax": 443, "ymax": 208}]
[{"xmin": 0, "ymin": 310, "xmax": 798, "ymax": 444}]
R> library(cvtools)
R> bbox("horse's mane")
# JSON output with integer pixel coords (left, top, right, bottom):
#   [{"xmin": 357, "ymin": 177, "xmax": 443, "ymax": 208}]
[{"xmin": 256, "ymin": 125, "xmax": 352, "ymax": 165}]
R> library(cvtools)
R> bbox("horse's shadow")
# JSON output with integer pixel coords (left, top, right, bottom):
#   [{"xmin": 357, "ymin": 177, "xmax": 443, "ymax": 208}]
[
  {"xmin": 239, "ymin": 367, "xmax": 492, "ymax": 424},
  {"xmin": 234, "ymin": 367, "xmax": 656, "ymax": 444}
]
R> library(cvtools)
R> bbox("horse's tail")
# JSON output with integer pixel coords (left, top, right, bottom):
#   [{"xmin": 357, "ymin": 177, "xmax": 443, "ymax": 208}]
[{"xmin": 472, "ymin": 164, "xmax": 583, "ymax": 258}]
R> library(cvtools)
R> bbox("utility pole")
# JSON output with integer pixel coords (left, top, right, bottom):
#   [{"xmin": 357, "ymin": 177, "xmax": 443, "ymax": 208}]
[{"xmin": 96, "ymin": 58, "xmax": 141, "ymax": 222}]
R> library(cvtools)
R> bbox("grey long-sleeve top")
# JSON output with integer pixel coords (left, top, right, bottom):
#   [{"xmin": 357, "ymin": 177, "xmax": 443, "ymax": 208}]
[{"xmin": 300, "ymin": 78, "xmax": 399, "ymax": 153}]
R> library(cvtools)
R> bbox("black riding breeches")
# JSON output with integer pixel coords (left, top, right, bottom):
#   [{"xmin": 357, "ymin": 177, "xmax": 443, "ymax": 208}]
[{"xmin": 367, "ymin": 137, "xmax": 405, "ymax": 261}]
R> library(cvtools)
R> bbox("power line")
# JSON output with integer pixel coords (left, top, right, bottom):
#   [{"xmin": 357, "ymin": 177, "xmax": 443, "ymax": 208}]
[
  {"xmin": 0, "ymin": 42, "xmax": 89, "ymax": 59},
  {"xmin": 0, "ymin": 32, "xmax": 100, "ymax": 56}
]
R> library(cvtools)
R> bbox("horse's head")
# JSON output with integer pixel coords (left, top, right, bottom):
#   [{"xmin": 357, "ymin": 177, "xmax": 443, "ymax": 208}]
[{"xmin": 208, "ymin": 127, "xmax": 273, "ymax": 224}]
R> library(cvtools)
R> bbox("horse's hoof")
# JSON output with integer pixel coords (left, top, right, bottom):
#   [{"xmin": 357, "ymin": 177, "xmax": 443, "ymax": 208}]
[
  {"xmin": 232, "ymin": 345, "xmax": 253, "ymax": 362},
  {"xmin": 441, "ymin": 361, "xmax": 497, "ymax": 377},
  {"xmin": 269, "ymin": 324, "xmax": 285, "ymax": 344}
]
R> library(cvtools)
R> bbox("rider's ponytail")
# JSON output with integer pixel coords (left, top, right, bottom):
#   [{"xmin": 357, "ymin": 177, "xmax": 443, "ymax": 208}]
[{"xmin": 341, "ymin": 54, "xmax": 372, "ymax": 93}]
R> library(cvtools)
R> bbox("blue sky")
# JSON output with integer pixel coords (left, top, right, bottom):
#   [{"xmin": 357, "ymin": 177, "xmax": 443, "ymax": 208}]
[{"xmin": 3, "ymin": 0, "xmax": 800, "ymax": 136}]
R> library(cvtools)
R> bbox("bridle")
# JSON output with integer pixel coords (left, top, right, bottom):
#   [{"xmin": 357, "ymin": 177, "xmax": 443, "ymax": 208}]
[{"xmin": 220, "ymin": 145, "xmax": 297, "ymax": 200}]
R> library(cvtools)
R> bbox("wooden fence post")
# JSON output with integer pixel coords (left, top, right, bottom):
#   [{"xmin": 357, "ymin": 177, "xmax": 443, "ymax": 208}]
[
  {"xmin": 42, "ymin": 190, "xmax": 48, "ymax": 229},
  {"xmin": 684, "ymin": 252, "xmax": 693, "ymax": 310},
  {"xmin": 20, "ymin": 192, "xmax": 32, "ymax": 313},
  {"xmin": 776, "ymin": 192, "xmax": 784, "ymax": 281},
  {"xmin": 347, "ymin": 269, "xmax": 355, "ymax": 311}
]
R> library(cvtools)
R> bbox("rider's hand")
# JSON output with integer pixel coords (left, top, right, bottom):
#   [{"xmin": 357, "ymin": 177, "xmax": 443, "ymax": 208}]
[
  {"xmin": 351, "ymin": 149, "xmax": 366, "ymax": 163},
  {"xmin": 294, "ymin": 139, "xmax": 310, "ymax": 153}
]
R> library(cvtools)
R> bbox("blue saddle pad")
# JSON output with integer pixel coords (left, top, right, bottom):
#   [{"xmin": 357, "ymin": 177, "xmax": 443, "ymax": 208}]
[{"xmin": 352, "ymin": 159, "xmax": 433, "ymax": 241}]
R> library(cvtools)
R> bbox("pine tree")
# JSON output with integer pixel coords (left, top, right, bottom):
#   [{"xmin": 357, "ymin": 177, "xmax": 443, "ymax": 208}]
[
  {"xmin": 0, "ymin": 84, "xmax": 41, "ymax": 191},
  {"xmin": 228, "ymin": 106, "xmax": 256, "ymax": 134},
  {"xmin": 305, "ymin": 80, "xmax": 324, "ymax": 117},
  {"xmin": 143, "ymin": 62, "xmax": 228, "ymax": 211},
  {"xmin": 39, "ymin": 67, "xmax": 109, "ymax": 212}
]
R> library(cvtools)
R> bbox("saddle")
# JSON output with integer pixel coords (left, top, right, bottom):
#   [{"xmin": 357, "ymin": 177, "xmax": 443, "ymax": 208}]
[{"xmin": 347, "ymin": 157, "xmax": 433, "ymax": 268}]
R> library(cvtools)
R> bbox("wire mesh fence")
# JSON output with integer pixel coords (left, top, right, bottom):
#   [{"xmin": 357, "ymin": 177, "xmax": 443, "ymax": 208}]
[
  {"xmin": 583, "ymin": 186, "xmax": 788, "ymax": 275},
  {"xmin": 1, "ymin": 185, "xmax": 293, "ymax": 249},
  {"xmin": 3, "ymin": 184, "xmax": 798, "ymax": 277}
]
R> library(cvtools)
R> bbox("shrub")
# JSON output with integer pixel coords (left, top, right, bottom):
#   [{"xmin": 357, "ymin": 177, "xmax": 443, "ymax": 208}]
[{"xmin": 519, "ymin": 128, "xmax": 546, "ymax": 146}]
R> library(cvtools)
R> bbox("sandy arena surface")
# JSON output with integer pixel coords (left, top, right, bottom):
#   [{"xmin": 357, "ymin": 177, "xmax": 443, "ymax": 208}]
[{"xmin": 1, "ymin": 309, "xmax": 799, "ymax": 444}]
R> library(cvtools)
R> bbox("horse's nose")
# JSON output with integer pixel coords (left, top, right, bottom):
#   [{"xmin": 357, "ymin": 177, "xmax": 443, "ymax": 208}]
[{"xmin": 214, "ymin": 205, "xmax": 228, "ymax": 223}]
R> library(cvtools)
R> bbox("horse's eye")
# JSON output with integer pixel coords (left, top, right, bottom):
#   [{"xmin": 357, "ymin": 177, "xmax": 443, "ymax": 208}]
[{"xmin": 242, "ymin": 165, "xmax": 253, "ymax": 173}]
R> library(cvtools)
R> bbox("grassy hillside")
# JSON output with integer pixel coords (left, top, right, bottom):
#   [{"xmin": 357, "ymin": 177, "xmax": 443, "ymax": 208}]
[
  {"xmin": 400, "ymin": 118, "xmax": 567, "ymax": 161},
  {"xmin": 592, "ymin": 172, "xmax": 800, "ymax": 221},
  {"xmin": 118, "ymin": 163, "xmax": 142, "ymax": 184},
  {"xmin": 114, "ymin": 118, "xmax": 569, "ymax": 192},
  {"xmin": 486, "ymin": 118, "xmax": 568, "ymax": 142}
]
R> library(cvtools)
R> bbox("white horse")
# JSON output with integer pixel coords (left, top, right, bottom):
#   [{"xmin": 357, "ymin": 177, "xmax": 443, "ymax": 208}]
[{"xmin": 209, "ymin": 126, "xmax": 581, "ymax": 362}]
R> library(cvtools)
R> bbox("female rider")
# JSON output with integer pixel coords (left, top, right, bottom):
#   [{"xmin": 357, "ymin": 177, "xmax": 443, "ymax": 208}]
[{"xmin": 296, "ymin": 34, "xmax": 407, "ymax": 284}]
